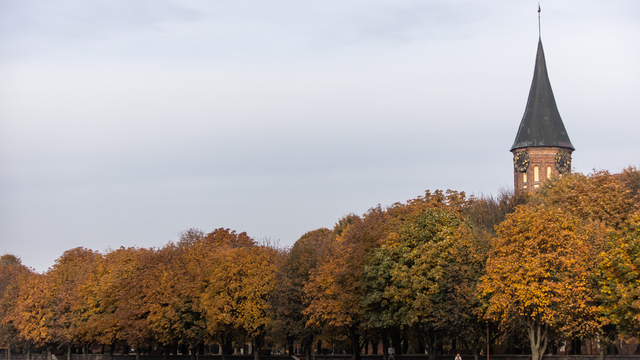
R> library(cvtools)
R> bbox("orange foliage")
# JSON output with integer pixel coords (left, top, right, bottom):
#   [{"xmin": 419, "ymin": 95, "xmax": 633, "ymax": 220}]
[{"xmin": 480, "ymin": 205, "xmax": 603, "ymax": 360}]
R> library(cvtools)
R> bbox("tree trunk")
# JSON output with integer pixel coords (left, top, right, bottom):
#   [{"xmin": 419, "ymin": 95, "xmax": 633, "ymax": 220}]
[
  {"xmin": 597, "ymin": 335, "xmax": 606, "ymax": 360},
  {"xmin": 67, "ymin": 344, "xmax": 71, "ymax": 360},
  {"xmin": 528, "ymin": 323, "xmax": 548, "ymax": 360},
  {"xmin": 220, "ymin": 340, "xmax": 233, "ymax": 360},
  {"xmin": 382, "ymin": 333, "xmax": 390, "ymax": 360},
  {"xmin": 136, "ymin": 348, "xmax": 141, "ymax": 360},
  {"xmin": 391, "ymin": 330, "xmax": 402, "ymax": 356},
  {"xmin": 419, "ymin": 329, "xmax": 439, "ymax": 360},
  {"xmin": 305, "ymin": 345, "xmax": 311, "ymax": 360},
  {"xmin": 26, "ymin": 344, "xmax": 31, "ymax": 360},
  {"xmin": 7, "ymin": 342, "xmax": 10, "ymax": 360},
  {"xmin": 573, "ymin": 339, "xmax": 582, "ymax": 355},
  {"xmin": 428, "ymin": 344, "xmax": 437, "ymax": 360},
  {"xmin": 349, "ymin": 326, "xmax": 361, "ymax": 360},
  {"xmin": 253, "ymin": 336, "xmax": 262, "ymax": 360},
  {"xmin": 287, "ymin": 336, "xmax": 295, "ymax": 356},
  {"xmin": 471, "ymin": 334, "xmax": 481, "ymax": 360}
]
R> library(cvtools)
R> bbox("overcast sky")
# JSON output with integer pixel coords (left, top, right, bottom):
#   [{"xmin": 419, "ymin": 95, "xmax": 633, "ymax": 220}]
[{"xmin": 1, "ymin": 0, "xmax": 638, "ymax": 273}]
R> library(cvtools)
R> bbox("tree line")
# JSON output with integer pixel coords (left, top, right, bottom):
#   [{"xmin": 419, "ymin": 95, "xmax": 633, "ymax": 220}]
[{"xmin": 1, "ymin": 167, "xmax": 639, "ymax": 360}]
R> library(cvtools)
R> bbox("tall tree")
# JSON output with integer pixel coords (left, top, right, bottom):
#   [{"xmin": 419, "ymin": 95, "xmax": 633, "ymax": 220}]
[
  {"xmin": 305, "ymin": 207, "xmax": 397, "ymax": 360},
  {"xmin": 10, "ymin": 272, "xmax": 54, "ymax": 352},
  {"xmin": 146, "ymin": 230, "xmax": 208, "ymax": 360},
  {"xmin": 480, "ymin": 205, "xmax": 602, "ymax": 360},
  {"xmin": 538, "ymin": 169, "xmax": 640, "ymax": 357},
  {"xmin": 0, "ymin": 255, "xmax": 32, "ymax": 358},
  {"xmin": 598, "ymin": 213, "xmax": 640, "ymax": 336},
  {"xmin": 362, "ymin": 208, "xmax": 485, "ymax": 360},
  {"xmin": 82, "ymin": 247, "xmax": 154, "ymax": 357},
  {"xmin": 46, "ymin": 248, "xmax": 101, "ymax": 359},
  {"xmin": 196, "ymin": 228, "xmax": 279, "ymax": 360},
  {"xmin": 271, "ymin": 229, "xmax": 332, "ymax": 359}
]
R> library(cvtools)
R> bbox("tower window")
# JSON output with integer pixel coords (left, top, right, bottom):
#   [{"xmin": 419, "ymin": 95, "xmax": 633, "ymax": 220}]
[
  {"xmin": 523, "ymin": 173, "xmax": 527, "ymax": 183},
  {"xmin": 547, "ymin": 166, "xmax": 552, "ymax": 179},
  {"xmin": 534, "ymin": 166, "xmax": 539, "ymax": 182}
]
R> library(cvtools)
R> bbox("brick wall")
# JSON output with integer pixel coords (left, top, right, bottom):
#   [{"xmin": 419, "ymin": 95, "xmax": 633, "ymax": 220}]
[{"xmin": 512, "ymin": 147, "xmax": 573, "ymax": 194}]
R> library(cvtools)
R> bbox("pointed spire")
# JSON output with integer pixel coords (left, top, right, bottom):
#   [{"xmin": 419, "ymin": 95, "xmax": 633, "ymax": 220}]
[{"xmin": 511, "ymin": 38, "xmax": 574, "ymax": 151}]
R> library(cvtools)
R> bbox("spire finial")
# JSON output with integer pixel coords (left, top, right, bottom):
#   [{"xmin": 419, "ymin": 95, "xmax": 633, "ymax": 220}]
[{"xmin": 538, "ymin": 3, "xmax": 541, "ymax": 39}]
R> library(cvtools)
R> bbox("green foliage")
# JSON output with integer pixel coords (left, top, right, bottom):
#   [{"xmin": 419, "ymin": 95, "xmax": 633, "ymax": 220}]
[
  {"xmin": 362, "ymin": 208, "xmax": 486, "ymax": 358},
  {"xmin": 271, "ymin": 229, "xmax": 332, "ymax": 352},
  {"xmin": 598, "ymin": 213, "xmax": 640, "ymax": 336}
]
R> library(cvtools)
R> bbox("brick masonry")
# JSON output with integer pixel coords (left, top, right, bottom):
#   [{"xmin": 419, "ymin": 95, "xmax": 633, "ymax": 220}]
[{"xmin": 512, "ymin": 147, "xmax": 573, "ymax": 194}]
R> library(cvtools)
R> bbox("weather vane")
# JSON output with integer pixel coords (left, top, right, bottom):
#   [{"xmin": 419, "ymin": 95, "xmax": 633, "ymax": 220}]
[{"xmin": 538, "ymin": 3, "xmax": 541, "ymax": 39}]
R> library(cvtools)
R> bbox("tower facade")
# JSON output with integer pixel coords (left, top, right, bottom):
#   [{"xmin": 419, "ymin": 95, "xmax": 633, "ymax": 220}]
[{"xmin": 511, "ymin": 39, "xmax": 574, "ymax": 194}]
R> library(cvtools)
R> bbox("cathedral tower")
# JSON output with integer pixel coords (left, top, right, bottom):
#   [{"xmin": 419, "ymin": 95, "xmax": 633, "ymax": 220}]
[{"xmin": 511, "ymin": 37, "xmax": 574, "ymax": 193}]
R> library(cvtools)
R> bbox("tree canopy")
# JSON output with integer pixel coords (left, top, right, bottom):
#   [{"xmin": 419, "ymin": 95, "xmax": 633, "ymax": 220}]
[{"xmin": 1, "ymin": 167, "xmax": 639, "ymax": 360}]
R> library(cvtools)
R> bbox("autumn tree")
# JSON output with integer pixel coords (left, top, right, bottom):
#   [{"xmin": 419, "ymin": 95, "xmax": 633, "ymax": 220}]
[
  {"xmin": 146, "ymin": 229, "xmax": 208, "ymax": 360},
  {"xmin": 45, "ymin": 248, "xmax": 101, "ymax": 359},
  {"xmin": 536, "ymin": 169, "xmax": 640, "ymax": 354},
  {"xmin": 304, "ymin": 207, "xmax": 400, "ymax": 360},
  {"xmin": 80, "ymin": 247, "xmax": 155, "ymax": 358},
  {"xmin": 402, "ymin": 190, "xmax": 471, "ymax": 216},
  {"xmin": 480, "ymin": 205, "xmax": 603, "ymax": 360},
  {"xmin": 463, "ymin": 189, "xmax": 529, "ymax": 235},
  {"xmin": 271, "ymin": 228, "xmax": 332, "ymax": 359},
  {"xmin": 598, "ymin": 212, "xmax": 640, "ymax": 344},
  {"xmin": 0, "ymin": 255, "xmax": 32, "ymax": 358},
  {"xmin": 10, "ymin": 271, "xmax": 55, "ymax": 354},
  {"xmin": 5, "ymin": 252, "xmax": 101, "ymax": 359},
  {"xmin": 114, "ymin": 248, "xmax": 159, "ymax": 356},
  {"xmin": 619, "ymin": 166, "xmax": 640, "ymax": 200},
  {"xmin": 196, "ymin": 228, "xmax": 279, "ymax": 360},
  {"xmin": 362, "ymin": 208, "xmax": 485, "ymax": 360},
  {"xmin": 539, "ymin": 170, "xmax": 639, "ymax": 230}
]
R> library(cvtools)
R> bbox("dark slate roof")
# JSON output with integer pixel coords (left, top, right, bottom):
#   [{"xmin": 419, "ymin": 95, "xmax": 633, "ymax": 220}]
[{"xmin": 511, "ymin": 39, "xmax": 574, "ymax": 151}]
